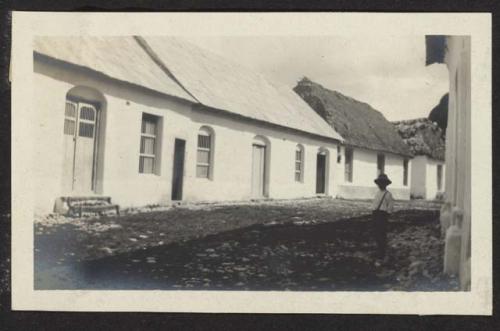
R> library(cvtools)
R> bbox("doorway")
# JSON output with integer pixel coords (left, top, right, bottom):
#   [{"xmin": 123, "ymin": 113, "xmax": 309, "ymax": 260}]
[
  {"xmin": 63, "ymin": 100, "xmax": 100, "ymax": 194},
  {"xmin": 171, "ymin": 139, "xmax": 186, "ymax": 200},
  {"xmin": 251, "ymin": 144, "xmax": 266, "ymax": 198},
  {"xmin": 316, "ymin": 152, "xmax": 327, "ymax": 194}
]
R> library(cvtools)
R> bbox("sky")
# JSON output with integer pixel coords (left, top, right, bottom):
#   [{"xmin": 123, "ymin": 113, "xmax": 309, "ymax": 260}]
[{"xmin": 184, "ymin": 36, "xmax": 449, "ymax": 121}]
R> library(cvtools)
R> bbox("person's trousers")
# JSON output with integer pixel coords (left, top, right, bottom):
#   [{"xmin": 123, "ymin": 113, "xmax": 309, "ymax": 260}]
[{"xmin": 372, "ymin": 210, "xmax": 389, "ymax": 258}]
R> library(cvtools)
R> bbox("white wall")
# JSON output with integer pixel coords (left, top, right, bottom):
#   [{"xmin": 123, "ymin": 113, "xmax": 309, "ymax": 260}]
[
  {"xmin": 33, "ymin": 59, "xmax": 340, "ymax": 213},
  {"xmin": 442, "ymin": 36, "xmax": 471, "ymax": 289},
  {"xmin": 425, "ymin": 158, "xmax": 446, "ymax": 199},
  {"xmin": 337, "ymin": 147, "xmax": 411, "ymax": 200},
  {"xmin": 187, "ymin": 110, "xmax": 339, "ymax": 202},
  {"xmin": 410, "ymin": 155, "xmax": 445, "ymax": 200},
  {"xmin": 411, "ymin": 155, "xmax": 427, "ymax": 198}
]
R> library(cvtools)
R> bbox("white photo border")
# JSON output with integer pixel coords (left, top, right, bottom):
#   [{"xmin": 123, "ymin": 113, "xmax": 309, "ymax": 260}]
[{"xmin": 11, "ymin": 12, "xmax": 492, "ymax": 315}]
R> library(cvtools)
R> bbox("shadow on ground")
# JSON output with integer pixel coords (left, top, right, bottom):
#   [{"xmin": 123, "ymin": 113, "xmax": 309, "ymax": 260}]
[{"xmin": 35, "ymin": 209, "xmax": 458, "ymax": 291}]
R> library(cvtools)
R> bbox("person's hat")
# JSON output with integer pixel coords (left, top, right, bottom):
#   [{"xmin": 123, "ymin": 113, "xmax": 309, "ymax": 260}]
[{"xmin": 374, "ymin": 173, "xmax": 392, "ymax": 186}]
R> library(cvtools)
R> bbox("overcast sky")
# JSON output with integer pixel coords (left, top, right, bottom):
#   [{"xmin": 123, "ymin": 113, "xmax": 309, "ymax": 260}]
[{"xmin": 184, "ymin": 36, "xmax": 449, "ymax": 121}]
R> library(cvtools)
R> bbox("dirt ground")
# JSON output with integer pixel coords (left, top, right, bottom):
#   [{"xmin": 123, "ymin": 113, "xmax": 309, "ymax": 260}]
[{"xmin": 34, "ymin": 198, "xmax": 458, "ymax": 291}]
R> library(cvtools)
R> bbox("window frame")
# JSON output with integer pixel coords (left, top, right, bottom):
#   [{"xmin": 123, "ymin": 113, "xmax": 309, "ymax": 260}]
[
  {"xmin": 196, "ymin": 126, "xmax": 214, "ymax": 179},
  {"xmin": 437, "ymin": 164, "xmax": 443, "ymax": 191},
  {"xmin": 295, "ymin": 144, "xmax": 304, "ymax": 182},
  {"xmin": 139, "ymin": 113, "xmax": 160, "ymax": 175},
  {"xmin": 64, "ymin": 100, "xmax": 78, "ymax": 137},
  {"xmin": 403, "ymin": 158, "xmax": 409, "ymax": 186},
  {"xmin": 344, "ymin": 147, "xmax": 354, "ymax": 183},
  {"xmin": 377, "ymin": 153, "xmax": 386, "ymax": 176}
]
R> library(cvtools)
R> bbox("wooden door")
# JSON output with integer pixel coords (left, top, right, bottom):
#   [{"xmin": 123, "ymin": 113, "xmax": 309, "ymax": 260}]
[
  {"xmin": 62, "ymin": 100, "xmax": 98, "ymax": 194},
  {"xmin": 316, "ymin": 153, "xmax": 326, "ymax": 194},
  {"xmin": 251, "ymin": 144, "xmax": 266, "ymax": 198},
  {"xmin": 171, "ymin": 139, "xmax": 186, "ymax": 200}
]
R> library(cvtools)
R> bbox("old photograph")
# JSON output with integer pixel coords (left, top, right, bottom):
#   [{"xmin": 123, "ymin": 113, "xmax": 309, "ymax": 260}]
[{"xmin": 11, "ymin": 13, "xmax": 491, "ymax": 314}]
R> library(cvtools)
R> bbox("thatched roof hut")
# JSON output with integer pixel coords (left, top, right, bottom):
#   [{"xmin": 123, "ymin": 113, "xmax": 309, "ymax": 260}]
[
  {"xmin": 392, "ymin": 118, "xmax": 445, "ymax": 161},
  {"xmin": 293, "ymin": 78, "xmax": 412, "ymax": 157}
]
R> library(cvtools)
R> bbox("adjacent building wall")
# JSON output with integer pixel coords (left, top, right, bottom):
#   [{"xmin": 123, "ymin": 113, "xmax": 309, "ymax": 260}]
[
  {"xmin": 34, "ymin": 58, "xmax": 340, "ymax": 214},
  {"xmin": 425, "ymin": 157, "xmax": 446, "ymax": 199},
  {"xmin": 337, "ymin": 147, "xmax": 411, "ymax": 200},
  {"xmin": 411, "ymin": 155, "xmax": 446, "ymax": 199},
  {"xmin": 443, "ymin": 36, "xmax": 471, "ymax": 290},
  {"xmin": 410, "ymin": 155, "xmax": 427, "ymax": 199}
]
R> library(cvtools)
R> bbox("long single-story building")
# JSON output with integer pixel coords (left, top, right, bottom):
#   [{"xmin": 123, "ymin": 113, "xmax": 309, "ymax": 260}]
[
  {"xmin": 33, "ymin": 37, "xmax": 343, "ymax": 214},
  {"xmin": 393, "ymin": 118, "xmax": 446, "ymax": 200},
  {"xmin": 294, "ymin": 78, "xmax": 413, "ymax": 200}
]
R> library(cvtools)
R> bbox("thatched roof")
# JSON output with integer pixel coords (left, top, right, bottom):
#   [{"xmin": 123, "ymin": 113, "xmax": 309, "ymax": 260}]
[
  {"xmin": 294, "ymin": 78, "xmax": 412, "ymax": 157},
  {"xmin": 140, "ymin": 37, "xmax": 342, "ymax": 141},
  {"xmin": 33, "ymin": 37, "xmax": 196, "ymax": 103},
  {"xmin": 392, "ymin": 118, "xmax": 445, "ymax": 161}
]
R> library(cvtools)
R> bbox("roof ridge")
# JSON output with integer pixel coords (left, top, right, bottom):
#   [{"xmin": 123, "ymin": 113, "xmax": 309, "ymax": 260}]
[
  {"xmin": 392, "ymin": 117, "xmax": 432, "ymax": 124},
  {"xmin": 298, "ymin": 77, "xmax": 374, "ymax": 110},
  {"xmin": 134, "ymin": 37, "xmax": 342, "ymax": 141},
  {"xmin": 295, "ymin": 77, "xmax": 412, "ymax": 157},
  {"xmin": 134, "ymin": 36, "xmax": 202, "ymax": 105}
]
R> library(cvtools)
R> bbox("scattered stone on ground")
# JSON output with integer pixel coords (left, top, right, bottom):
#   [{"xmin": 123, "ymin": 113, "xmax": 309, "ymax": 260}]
[{"xmin": 34, "ymin": 198, "xmax": 457, "ymax": 291}]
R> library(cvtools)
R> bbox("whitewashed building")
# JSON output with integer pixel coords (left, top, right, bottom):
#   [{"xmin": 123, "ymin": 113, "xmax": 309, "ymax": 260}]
[
  {"xmin": 33, "ymin": 37, "xmax": 343, "ymax": 215},
  {"xmin": 426, "ymin": 35, "xmax": 471, "ymax": 290},
  {"xmin": 294, "ymin": 78, "xmax": 413, "ymax": 200},
  {"xmin": 393, "ymin": 118, "xmax": 446, "ymax": 200}
]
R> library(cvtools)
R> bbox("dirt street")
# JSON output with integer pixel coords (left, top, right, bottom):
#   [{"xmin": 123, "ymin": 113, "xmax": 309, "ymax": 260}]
[{"xmin": 34, "ymin": 198, "xmax": 458, "ymax": 291}]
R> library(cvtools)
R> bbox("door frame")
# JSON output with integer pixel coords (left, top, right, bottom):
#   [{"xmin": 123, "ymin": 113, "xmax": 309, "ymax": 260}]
[
  {"xmin": 64, "ymin": 97, "xmax": 102, "ymax": 194},
  {"xmin": 316, "ymin": 148, "xmax": 330, "ymax": 195},
  {"xmin": 251, "ymin": 136, "xmax": 271, "ymax": 198},
  {"xmin": 251, "ymin": 143, "xmax": 267, "ymax": 198},
  {"xmin": 171, "ymin": 138, "xmax": 186, "ymax": 201}
]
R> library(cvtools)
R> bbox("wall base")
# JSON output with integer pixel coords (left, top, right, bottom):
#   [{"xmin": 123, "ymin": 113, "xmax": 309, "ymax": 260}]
[{"xmin": 337, "ymin": 184, "xmax": 410, "ymax": 200}]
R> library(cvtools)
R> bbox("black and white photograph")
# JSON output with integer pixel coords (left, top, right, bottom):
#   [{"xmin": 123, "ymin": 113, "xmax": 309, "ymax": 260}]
[{"xmin": 10, "ymin": 12, "xmax": 491, "ymax": 314}]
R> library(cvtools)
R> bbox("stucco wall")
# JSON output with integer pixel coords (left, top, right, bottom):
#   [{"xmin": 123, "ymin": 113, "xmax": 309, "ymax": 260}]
[
  {"xmin": 443, "ymin": 35, "xmax": 471, "ymax": 290},
  {"xmin": 33, "ymin": 59, "xmax": 340, "ymax": 214},
  {"xmin": 410, "ymin": 155, "xmax": 445, "ymax": 199},
  {"xmin": 187, "ymin": 111, "xmax": 339, "ymax": 202},
  {"xmin": 337, "ymin": 147, "xmax": 411, "ymax": 200},
  {"xmin": 410, "ymin": 155, "xmax": 428, "ymax": 198},
  {"xmin": 425, "ymin": 157, "xmax": 446, "ymax": 200}
]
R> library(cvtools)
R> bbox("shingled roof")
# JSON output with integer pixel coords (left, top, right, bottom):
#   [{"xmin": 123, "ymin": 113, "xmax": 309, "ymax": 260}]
[
  {"xmin": 34, "ymin": 36, "xmax": 342, "ymax": 142},
  {"xmin": 294, "ymin": 78, "xmax": 412, "ymax": 157},
  {"xmin": 33, "ymin": 36, "xmax": 197, "ymax": 103},
  {"xmin": 139, "ymin": 37, "xmax": 342, "ymax": 141},
  {"xmin": 392, "ymin": 118, "xmax": 445, "ymax": 161}
]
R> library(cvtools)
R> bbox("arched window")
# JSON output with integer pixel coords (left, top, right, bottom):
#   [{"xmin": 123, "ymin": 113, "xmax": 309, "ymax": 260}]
[
  {"xmin": 295, "ymin": 144, "xmax": 305, "ymax": 182},
  {"xmin": 196, "ymin": 126, "xmax": 214, "ymax": 179}
]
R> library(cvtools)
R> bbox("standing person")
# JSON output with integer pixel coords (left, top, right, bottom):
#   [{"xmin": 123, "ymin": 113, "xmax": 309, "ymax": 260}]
[{"xmin": 372, "ymin": 173, "xmax": 394, "ymax": 266}]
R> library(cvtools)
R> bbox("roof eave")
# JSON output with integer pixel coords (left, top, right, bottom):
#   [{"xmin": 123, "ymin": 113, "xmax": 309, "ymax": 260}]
[
  {"xmin": 34, "ymin": 51, "xmax": 199, "ymax": 107},
  {"xmin": 342, "ymin": 141, "xmax": 414, "ymax": 158},
  {"xmin": 192, "ymin": 104, "xmax": 343, "ymax": 144}
]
